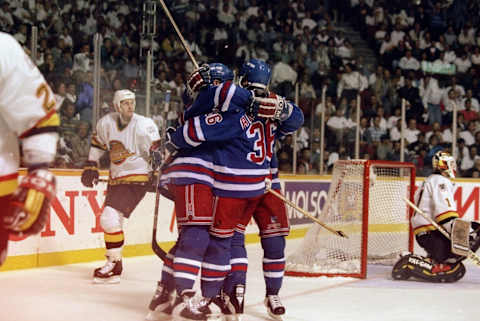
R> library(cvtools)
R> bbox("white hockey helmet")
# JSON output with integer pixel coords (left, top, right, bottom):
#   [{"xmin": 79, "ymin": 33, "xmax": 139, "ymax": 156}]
[
  {"xmin": 433, "ymin": 150, "xmax": 457, "ymax": 178},
  {"xmin": 113, "ymin": 89, "xmax": 136, "ymax": 112}
]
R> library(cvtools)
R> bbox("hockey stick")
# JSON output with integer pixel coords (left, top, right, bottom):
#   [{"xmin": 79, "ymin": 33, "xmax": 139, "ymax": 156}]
[
  {"xmin": 150, "ymin": 90, "xmax": 172, "ymax": 262},
  {"xmin": 95, "ymin": 178, "xmax": 147, "ymax": 186},
  {"xmin": 151, "ymin": 168, "xmax": 168, "ymax": 262},
  {"xmin": 403, "ymin": 197, "xmax": 480, "ymax": 267},
  {"xmin": 157, "ymin": 0, "xmax": 199, "ymax": 69},
  {"xmin": 267, "ymin": 188, "xmax": 348, "ymax": 238}
]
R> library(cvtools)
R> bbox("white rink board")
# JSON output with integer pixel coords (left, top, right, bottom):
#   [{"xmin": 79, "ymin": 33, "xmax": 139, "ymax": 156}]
[
  {"xmin": 4, "ymin": 172, "xmax": 480, "ymax": 269},
  {"xmin": 6, "ymin": 172, "xmax": 262, "ymax": 259}
]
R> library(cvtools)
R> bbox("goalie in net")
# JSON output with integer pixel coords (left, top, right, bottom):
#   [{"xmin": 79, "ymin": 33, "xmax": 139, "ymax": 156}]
[{"xmin": 392, "ymin": 151, "xmax": 480, "ymax": 283}]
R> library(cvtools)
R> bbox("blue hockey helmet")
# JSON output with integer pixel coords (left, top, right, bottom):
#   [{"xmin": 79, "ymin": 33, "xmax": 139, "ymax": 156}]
[
  {"xmin": 209, "ymin": 63, "xmax": 234, "ymax": 83},
  {"xmin": 238, "ymin": 58, "xmax": 271, "ymax": 90}
]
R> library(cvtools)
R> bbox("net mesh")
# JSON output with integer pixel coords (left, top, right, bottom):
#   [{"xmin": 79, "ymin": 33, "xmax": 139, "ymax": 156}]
[{"xmin": 285, "ymin": 160, "xmax": 413, "ymax": 277}]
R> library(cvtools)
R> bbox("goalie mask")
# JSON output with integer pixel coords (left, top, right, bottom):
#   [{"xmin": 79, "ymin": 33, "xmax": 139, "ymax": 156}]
[
  {"xmin": 113, "ymin": 89, "xmax": 135, "ymax": 122},
  {"xmin": 238, "ymin": 58, "xmax": 271, "ymax": 92},
  {"xmin": 433, "ymin": 151, "xmax": 457, "ymax": 178},
  {"xmin": 209, "ymin": 63, "xmax": 234, "ymax": 85}
]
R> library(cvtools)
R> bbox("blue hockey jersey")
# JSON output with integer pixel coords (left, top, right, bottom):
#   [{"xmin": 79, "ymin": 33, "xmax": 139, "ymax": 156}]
[
  {"xmin": 162, "ymin": 81, "xmax": 304, "ymax": 198},
  {"xmin": 208, "ymin": 111, "xmax": 303, "ymax": 197},
  {"xmin": 161, "ymin": 81, "xmax": 254, "ymax": 187}
]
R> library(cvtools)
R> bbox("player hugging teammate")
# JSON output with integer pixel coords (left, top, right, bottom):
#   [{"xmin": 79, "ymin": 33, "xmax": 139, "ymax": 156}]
[{"xmin": 146, "ymin": 59, "xmax": 303, "ymax": 321}]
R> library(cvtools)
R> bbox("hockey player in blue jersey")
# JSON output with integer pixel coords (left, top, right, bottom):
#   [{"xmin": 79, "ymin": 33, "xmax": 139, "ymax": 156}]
[
  {"xmin": 147, "ymin": 63, "xmax": 261, "ymax": 321},
  {"xmin": 150, "ymin": 59, "xmax": 303, "ymax": 321},
  {"xmin": 213, "ymin": 59, "xmax": 303, "ymax": 321}
]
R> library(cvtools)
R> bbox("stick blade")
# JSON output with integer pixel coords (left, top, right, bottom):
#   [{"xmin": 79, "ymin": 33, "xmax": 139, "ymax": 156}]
[{"xmin": 338, "ymin": 230, "xmax": 349, "ymax": 238}]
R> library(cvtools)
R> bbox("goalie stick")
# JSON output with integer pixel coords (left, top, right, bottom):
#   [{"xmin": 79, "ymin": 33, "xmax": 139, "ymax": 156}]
[
  {"xmin": 403, "ymin": 197, "xmax": 480, "ymax": 267},
  {"xmin": 267, "ymin": 188, "xmax": 348, "ymax": 238}
]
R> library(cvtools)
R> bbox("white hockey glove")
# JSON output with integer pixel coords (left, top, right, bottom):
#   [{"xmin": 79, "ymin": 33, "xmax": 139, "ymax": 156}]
[
  {"xmin": 187, "ymin": 64, "xmax": 211, "ymax": 96},
  {"xmin": 3, "ymin": 168, "xmax": 56, "ymax": 237},
  {"xmin": 254, "ymin": 93, "xmax": 292, "ymax": 121}
]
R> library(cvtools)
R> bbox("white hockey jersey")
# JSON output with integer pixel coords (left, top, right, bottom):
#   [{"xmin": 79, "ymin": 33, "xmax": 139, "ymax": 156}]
[
  {"xmin": 0, "ymin": 32, "xmax": 59, "ymax": 196},
  {"xmin": 411, "ymin": 173, "xmax": 459, "ymax": 235},
  {"xmin": 90, "ymin": 112, "xmax": 160, "ymax": 182}
]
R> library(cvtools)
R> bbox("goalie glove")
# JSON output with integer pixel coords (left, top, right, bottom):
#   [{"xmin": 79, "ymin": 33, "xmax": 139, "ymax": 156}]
[
  {"xmin": 81, "ymin": 161, "xmax": 99, "ymax": 188},
  {"xmin": 3, "ymin": 168, "xmax": 56, "ymax": 236},
  {"xmin": 186, "ymin": 64, "xmax": 211, "ymax": 96},
  {"xmin": 254, "ymin": 93, "xmax": 292, "ymax": 121}
]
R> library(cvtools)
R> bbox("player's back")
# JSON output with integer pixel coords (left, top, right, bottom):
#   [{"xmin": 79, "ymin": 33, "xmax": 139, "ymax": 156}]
[
  {"xmin": 210, "ymin": 96, "xmax": 304, "ymax": 198},
  {"xmin": 209, "ymin": 116, "xmax": 277, "ymax": 198},
  {"xmin": 162, "ymin": 81, "xmax": 253, "ymax": 188}
]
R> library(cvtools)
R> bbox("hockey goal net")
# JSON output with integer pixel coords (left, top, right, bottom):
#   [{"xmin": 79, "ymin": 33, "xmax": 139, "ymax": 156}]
[{"xmin": 285, "ymin": 160, "xmax": 415, "ymax": 278}]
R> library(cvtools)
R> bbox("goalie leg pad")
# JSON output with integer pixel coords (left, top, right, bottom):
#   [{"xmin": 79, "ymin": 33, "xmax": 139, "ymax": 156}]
[
  {"xmin": 392, "ymin": 254, "xmax": 466, "ymax": 283},
  {"xmin": 392, "ymin": 254, "xmax": 414, "ymax": 281},
  {"xmin": 416, "ymin": 231, "xmax": 455, "ymax": 263}
]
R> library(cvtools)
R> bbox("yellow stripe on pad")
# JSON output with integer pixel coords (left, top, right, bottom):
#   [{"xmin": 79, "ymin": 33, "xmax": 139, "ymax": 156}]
[{"xmin": 104, "ymin": 232, "xmax": 124, "ymax": 243}]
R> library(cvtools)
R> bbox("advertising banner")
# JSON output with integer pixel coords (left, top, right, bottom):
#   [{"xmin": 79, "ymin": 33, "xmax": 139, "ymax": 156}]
[{"xmin": 3, "ymin": 173, "xmax": 480, "ymax": 271}]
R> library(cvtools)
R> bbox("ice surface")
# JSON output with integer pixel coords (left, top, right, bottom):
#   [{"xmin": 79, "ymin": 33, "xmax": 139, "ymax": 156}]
[{"xmin": 0, "ymin": 238, "xmax": 478, "ymax": 321}]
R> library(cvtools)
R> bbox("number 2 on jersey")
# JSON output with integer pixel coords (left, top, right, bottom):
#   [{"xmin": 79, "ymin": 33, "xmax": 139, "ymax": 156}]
[{"xmin": 36, "ymin": 83, "xmax": 56, "ymax": 113}]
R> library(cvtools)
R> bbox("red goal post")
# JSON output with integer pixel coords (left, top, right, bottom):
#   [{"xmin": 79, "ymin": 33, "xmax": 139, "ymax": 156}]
[{"xmin": 285, "ymin": 160, "xmax": 416, "ymax": 279}]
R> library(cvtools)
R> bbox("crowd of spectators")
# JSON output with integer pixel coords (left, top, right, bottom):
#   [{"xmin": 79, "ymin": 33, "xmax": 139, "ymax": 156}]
[
  {"xmin": 334, "ymin": 0, "xmax": 480, "ymax": 177},
  {"xmin": 3, "ymin": 0, "xmax": 480, "ymax": 177}
]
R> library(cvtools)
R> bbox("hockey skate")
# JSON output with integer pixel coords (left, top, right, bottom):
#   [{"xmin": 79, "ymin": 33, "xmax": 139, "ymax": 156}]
[
  {"xmin": 174, "ymin": 290, "xmax": 222, "ymax": 321},
  {"xmin": 264, "ymin": 295, "xmax": 285, "ymax": 321},
  {"xmin": 146, "ymin": 282, "xmax": 174, "ymax": 321},
  {"xmin": 93, "ymin": 258, "xmax": 122, "ymax": 284},
  {"xmin": 211, "ymin": 290, "xmax": 239, "ymax": 321},
  {"xmin": 212, "ymin": 284, "xmax": 245, "ymax": 321}
]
